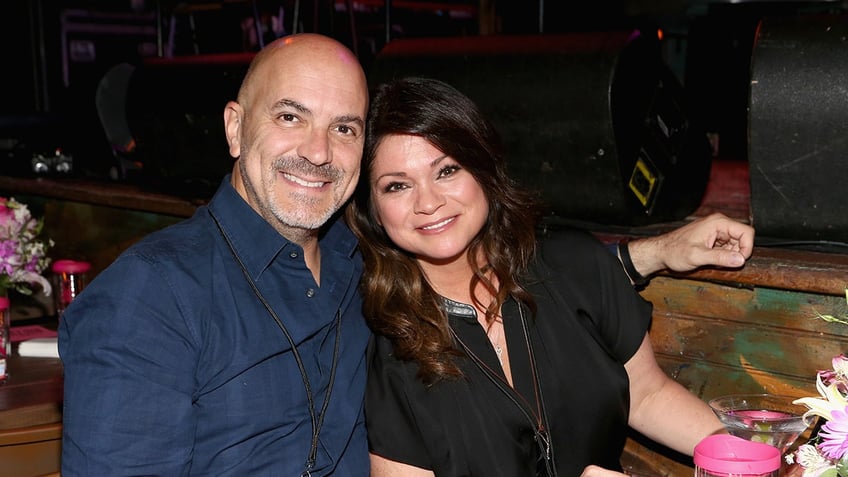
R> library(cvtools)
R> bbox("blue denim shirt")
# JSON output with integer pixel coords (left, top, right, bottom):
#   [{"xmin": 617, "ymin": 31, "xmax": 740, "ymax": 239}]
[{"xmin": 59, "ymin": 177, "xmax": 370, "ymax": 476}]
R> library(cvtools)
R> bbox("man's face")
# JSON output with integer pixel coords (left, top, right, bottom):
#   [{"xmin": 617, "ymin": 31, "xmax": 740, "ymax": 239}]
[{"xmin": 228, "ymin": 42, "xmax": 368, "ymax": 237}]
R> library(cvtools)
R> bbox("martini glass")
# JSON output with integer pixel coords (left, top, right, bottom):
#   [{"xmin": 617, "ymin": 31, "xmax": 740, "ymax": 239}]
[{"xmin": 708, "ymin": 393, "xmax": 816, "ymax": 455}]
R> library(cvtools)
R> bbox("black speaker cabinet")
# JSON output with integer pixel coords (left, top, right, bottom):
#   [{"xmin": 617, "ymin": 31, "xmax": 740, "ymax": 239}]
[
  {"xmin": 368, "ymin": 32, "xmax": 712, "ymax": 227},
  {"xmin": 749, "ymin": 15, "xmax": 848, "ymax": 245}
]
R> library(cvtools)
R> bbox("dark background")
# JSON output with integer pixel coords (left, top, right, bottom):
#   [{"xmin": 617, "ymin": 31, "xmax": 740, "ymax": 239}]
[{"xmin": 2, "ymin": 0, "xmax": 845, "ymax": 188}]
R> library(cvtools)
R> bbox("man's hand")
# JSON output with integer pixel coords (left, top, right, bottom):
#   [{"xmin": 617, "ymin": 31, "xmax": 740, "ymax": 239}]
[{"xmin": 627, "ymin": 213, "xmax": 755, "ymax": 278}]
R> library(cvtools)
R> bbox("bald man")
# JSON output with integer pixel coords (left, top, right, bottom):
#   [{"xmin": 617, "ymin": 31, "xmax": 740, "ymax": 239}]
[{"xmin": 60, "ymin": 34, "xmax": 371, "ymax": 476}]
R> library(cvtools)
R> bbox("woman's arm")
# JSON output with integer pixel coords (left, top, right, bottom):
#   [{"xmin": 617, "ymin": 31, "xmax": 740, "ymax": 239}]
[
  {"xmin": 371, "ymin": 453, "xmax": 435, "ymax": 477},
  {"xmin": 624, "ymin": 334, "xmax": 726, "ymax": 455}
]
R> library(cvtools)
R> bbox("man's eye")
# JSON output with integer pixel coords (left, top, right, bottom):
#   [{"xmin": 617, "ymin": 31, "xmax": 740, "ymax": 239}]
[
  {"xmin": 336, "ymin": 124, "xmax": 357, "ymax": 136},
  {"xmin": 280, "ymin": 113, "xmax": 297, "ymax": 122}
]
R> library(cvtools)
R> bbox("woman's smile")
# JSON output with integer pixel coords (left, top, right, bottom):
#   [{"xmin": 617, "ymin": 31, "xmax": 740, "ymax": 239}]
[
  {"xmin": 418, "ymin": 216, "xmax": 457, "ymax": 233},
  {"xmin": 370, "ymin": 134, "xmax": 489, "ymax": 262}
]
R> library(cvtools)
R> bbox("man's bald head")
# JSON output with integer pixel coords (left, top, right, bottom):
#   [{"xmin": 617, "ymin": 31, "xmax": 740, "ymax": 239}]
[{"xmin": 237, "ymin": 33, "xmax": 367, "ymax": 109}]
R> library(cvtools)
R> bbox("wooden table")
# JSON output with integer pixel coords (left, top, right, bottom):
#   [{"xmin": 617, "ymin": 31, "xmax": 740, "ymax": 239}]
[{"xmin": 0, "ymin": 352, "xmax": 64, "ymax": 477}]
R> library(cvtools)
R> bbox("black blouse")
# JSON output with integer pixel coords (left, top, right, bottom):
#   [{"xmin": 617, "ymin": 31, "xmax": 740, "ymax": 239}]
[{"xmin": 365, "ymin": 228, "xmax": 653, "ymax": 476}]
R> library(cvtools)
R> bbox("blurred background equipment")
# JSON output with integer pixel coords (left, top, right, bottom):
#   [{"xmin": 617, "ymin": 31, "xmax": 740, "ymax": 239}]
[
  {"xmin": 368, "ymin": 30, "xmax": 712, "ymax": 227},
  {"xmin": 748, "ymin": 14, "xmax": 848, "ymax": 245}
]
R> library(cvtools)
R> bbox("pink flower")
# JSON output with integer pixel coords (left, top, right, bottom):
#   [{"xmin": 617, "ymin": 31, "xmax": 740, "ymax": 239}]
[
  {"xmin": 0, "ymin": 199, "xmax": 12, "ymax": 221},
  {"xmin": 820, "ymin": 355, "xmax": 848, "ymax": 392},
  {"xmin": 0, "ymin": 198, "xmax": 53, "ymax": 296},
  {"xmin": 792, "ymin": 443, "xmax": 836, "ymax": 477},
  {"xmin": 818, "ymin": 405, "xmax": 848, "ymax": 460}
]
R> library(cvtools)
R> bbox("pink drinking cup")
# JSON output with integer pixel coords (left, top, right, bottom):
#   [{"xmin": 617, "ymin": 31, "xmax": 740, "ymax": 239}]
[{"xmin": 694, "ymin": 434, "xmax": 780, "ymax": 477}]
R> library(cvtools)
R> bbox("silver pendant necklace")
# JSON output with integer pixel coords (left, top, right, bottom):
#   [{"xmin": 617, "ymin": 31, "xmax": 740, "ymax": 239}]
[{"xmin": 487, "ymin": 320, "xmax": 504, "ymax": 366}]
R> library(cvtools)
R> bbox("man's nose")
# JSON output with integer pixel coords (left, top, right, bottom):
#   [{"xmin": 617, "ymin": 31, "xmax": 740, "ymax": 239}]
[{"xmin": 297, "ymin": 128, "xmax": 331, "ymax": 166}]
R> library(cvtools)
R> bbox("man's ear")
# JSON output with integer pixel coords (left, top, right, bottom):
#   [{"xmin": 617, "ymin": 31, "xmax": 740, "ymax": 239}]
[{"xmin": 223, "ymin": 101, "xmax": 243, "ymax": 159}]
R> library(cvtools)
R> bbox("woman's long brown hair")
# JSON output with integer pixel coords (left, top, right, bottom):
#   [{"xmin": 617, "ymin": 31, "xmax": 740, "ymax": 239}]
[{"xmin": 346, "ymin": 77, "xmax": 542, "ymax": 384}]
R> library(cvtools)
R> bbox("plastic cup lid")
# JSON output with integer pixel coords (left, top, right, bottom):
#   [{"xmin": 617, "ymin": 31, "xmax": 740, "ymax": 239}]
[
  {"xmin": 694, "ymin": 434, "xmax": 780, "ymax": 474},
  {"xmin": 52, "ymin": 259, "xmax": 92, "ymax": 274}
]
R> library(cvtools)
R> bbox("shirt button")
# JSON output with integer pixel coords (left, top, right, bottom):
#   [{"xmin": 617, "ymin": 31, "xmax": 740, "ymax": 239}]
[
  {"xmin": 289, "ymin": 251, "xmax": 298, "ymax": 259},
  {"xmin": 306, "ymin": 288, "xmax": 315, "ymax": 298}
]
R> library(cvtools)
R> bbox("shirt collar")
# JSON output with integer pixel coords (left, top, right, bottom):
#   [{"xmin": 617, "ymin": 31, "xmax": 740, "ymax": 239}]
[
  {"xmin": 206, "ymin": 175, "xmax": 358, "ymax": 280},
  {"xmin": 440, "ymin": 296, "xmax": 478, "ymax": 324}
]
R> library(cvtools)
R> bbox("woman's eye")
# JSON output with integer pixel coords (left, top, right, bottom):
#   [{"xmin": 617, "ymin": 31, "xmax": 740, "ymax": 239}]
[
  {"xmin": 383, "ymin": 182, "xmax": 407, "ymax": 193},
  {"xmin": 438, "ymin": 164, "xmax": 461, "ymax": 178}
]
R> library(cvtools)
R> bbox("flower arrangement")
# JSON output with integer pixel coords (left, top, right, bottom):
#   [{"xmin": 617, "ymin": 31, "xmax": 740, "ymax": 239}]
[
  {"xmin": 790, "ymin": 354, "xmax": 848, "ymax": 476},
  {"xmin": 0, "ymin": 197, "xmax": 53, "ymax": 296}
]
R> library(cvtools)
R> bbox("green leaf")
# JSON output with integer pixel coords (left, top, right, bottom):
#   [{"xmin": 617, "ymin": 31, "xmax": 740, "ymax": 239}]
[
  {"xmin": 817, "ymin": 312, "xmax": 848, "ymax": 325},
  {"xmin": 837, "ymin": 454, "xmax": 848, "ymax": 476}
]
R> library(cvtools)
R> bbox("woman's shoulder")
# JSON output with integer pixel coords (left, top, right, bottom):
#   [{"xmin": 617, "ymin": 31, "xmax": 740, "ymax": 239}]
[
  {"xmin": 535, "ymin": 226, "xmax": 609, "ymax": 271},
  {"xmin": 368, "ymin": 334, "xmax": 419, "ymax": 378},
  {"xmin": 538, "ymin": 226, "xmax": 602, "ymax": 247}
]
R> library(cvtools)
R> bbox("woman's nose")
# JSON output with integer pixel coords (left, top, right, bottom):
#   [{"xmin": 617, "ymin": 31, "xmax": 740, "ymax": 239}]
[{"xmin": 414, "ymin": 185, "xmax": 445, "ymax": 215}]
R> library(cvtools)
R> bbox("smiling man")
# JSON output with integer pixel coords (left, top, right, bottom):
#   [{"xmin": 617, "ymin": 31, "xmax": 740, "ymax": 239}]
[
  {"xmin": 59, "ymin": 34, "xmax": 372, "ymax": 476},
  {"xmin": 225, "ymin": 36, "xmax": 367, "ymax": 275}
]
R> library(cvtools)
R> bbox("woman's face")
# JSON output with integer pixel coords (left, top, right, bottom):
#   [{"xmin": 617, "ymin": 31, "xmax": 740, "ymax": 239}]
[{"xmin": 369, "ymin": 134, "xmax": 489, "ymax": 266}]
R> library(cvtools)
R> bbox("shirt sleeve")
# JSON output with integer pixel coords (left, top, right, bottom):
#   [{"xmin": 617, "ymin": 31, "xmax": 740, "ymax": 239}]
[
  {"xmin": 59, "ymin": 252, "xmax": 198, "ymax": 476},
  {"xmin": 539, "ymin": 228, "xmax": 653, "ymax": 364},
  {"xmin": 365, "ymin": 335, "xmax": 436, "ymax": 470}
]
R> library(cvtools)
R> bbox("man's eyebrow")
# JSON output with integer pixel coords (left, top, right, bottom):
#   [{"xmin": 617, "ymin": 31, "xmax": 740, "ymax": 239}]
[
  {"xmin": 272, "ymin": 100, "xmax": 363, "ymax": 129},
  {"xmin": 273, "ymin": 99, "xmax": 310, "ymax": 114},
  {"xmin": 335, "ymin": 114, "xmax": 365, "ymax": 129}
]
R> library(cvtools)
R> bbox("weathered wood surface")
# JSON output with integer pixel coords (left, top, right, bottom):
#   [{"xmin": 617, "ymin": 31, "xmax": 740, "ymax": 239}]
[
  {"xmin": 622, "ymin": 246, "xmax": 848, "ymax": 475},
  {"xmin": 0, "ymin": 175, "xmax": 203, "ymax": 218},
  {"xmin": 665, "ymin": 246, "xmax": 848, "ymax": 297}
]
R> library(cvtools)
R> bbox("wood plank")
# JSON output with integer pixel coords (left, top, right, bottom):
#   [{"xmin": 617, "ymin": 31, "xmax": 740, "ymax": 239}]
[
  {"xmin": 644, "ymin": 277, "xmax": 848, "ymax": 383},
  {"xmin": 642, "ymin": 276, "xmax": 847, "ymax": 332},
  {"xmin": 622, "ymin": 436, "xmax": 693, "ymax": 477},
  {"xmin": 0, "ymin": 422, "xmax": 61, "ymax": 477},
  {"xmin": 0, "ymin": 175, "xmax": 204, "ymax": 218},
  {"xmin": 663, "ymin": 246, "xmax": 848, "ymax": 297},
  {"xmin": 655, "ymin": 355, "xmax": 816, "ymax": 400}
]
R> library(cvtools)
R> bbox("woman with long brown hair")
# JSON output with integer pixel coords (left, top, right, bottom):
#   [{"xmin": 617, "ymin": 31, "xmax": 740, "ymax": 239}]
[{"xmin": 346, "ymin": 77, "xmax": 729, "ymax": 476}]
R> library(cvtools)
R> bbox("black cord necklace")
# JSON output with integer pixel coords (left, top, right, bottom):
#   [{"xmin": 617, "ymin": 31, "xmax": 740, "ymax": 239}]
[
  {"xmin": 211, "ymin": 211, "xmax": 342, "ymax": 477},
  {"xmin": 449, "ymin": 302, "xmax": 556, "ymax": 476}
]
